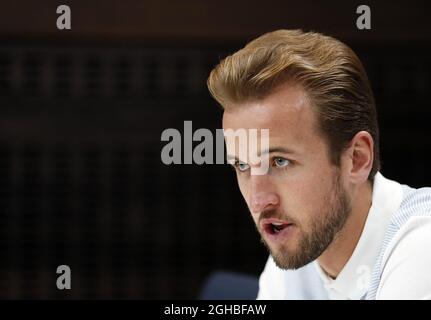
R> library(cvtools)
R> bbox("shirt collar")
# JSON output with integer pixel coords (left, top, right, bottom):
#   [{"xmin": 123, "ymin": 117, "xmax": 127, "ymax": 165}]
[{"xmin": 314, "ymin": 172, "xmax": 404, "ymax": 299}]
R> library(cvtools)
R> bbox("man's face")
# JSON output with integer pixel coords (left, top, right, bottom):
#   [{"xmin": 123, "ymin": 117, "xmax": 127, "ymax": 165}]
[{"xmin": 223, "ymin": 84, "xmax": 352, "ymax": 270}]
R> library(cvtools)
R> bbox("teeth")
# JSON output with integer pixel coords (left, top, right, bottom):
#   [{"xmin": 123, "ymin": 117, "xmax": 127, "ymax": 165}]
[
  {"xmin": 272, "ymin": 222, "xmax": 284, "ymax": 226},
  {"xmin": 272, "ymin": 224, "xmax": 284, "ymax": 233}
]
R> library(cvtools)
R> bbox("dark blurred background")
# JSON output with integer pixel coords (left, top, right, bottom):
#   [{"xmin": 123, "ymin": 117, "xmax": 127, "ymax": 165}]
[{"xmin": 0, "ymin": 0, "xmax": 430, "ymax": 299}]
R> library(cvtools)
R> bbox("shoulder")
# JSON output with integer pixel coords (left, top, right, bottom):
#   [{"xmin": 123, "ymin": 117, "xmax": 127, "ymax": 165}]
[
  {"xmin": 377, "ymin": 216, "xmax": 431, "ymax": 299},
  {"xmin": 395, "ymin": 185, "xmax": 431, "ymax": 221}
]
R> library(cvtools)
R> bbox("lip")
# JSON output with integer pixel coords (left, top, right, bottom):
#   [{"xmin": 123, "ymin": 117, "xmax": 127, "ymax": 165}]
[{"xmin": 260, "ymin": 218, "xmax": 294, "ymax": 244}]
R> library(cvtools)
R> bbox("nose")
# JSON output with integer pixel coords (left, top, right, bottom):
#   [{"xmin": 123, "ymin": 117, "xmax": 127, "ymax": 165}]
[{"xmin": 249, "ymin": 175, "xmax": 280, "ymax": 214}]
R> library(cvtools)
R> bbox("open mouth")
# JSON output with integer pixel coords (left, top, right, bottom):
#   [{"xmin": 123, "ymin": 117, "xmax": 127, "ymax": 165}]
[{"xmin": 263, "ymin": 221, "xmax": 292, "ymax": 235}]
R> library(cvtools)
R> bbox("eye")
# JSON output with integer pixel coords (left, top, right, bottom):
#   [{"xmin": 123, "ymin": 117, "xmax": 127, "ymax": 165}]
[
  {"xmin": 235, "ymin": 160, "xmax": 250, "ymax": 172},
  {"xmin": 274, "ymin": 157, "xmax": 290, "ymax": 168}
]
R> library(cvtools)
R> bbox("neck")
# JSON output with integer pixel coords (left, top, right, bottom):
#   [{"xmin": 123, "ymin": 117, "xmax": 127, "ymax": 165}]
[{"xmin": 317, "ymin": 181, "xmax": 373, "ymax": 279}]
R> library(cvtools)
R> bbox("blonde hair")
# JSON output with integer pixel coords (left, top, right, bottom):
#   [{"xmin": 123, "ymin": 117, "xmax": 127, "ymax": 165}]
[{"xmin": 207, "ymin": 29, "xmax": 380, "ymax": 180}]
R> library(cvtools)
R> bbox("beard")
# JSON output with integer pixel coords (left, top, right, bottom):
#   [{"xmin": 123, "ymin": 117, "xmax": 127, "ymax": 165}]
[{"xmin": 258, "ymin": 172, "xmax": 352, "ymax": 270}]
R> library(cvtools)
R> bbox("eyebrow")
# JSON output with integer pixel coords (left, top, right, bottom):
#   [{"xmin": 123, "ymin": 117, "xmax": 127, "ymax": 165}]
[
  {"xmin": 261, "ymin": 147, "xmax": 296, "ymax": 156},
  {"xmin": 226, "ymin": 147, "xmax": 296, "ymax": 162}
]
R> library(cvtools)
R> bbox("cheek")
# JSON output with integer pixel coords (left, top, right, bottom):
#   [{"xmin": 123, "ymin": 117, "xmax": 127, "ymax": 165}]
[{"xmin": 280, "ymin": 175, "xmax": 332, "ymax": 222}]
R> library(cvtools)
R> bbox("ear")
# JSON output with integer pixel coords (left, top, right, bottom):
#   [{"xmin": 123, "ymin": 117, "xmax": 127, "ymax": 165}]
[{"xmin": 343, "ymin": 131, "xmax": 374, "ymax": 184}]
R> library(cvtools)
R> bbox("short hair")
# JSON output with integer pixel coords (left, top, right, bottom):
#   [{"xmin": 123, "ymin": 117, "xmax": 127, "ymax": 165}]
[{"xmin": 207, "ymin": 29, "xmax": 380, "ymax": 180}]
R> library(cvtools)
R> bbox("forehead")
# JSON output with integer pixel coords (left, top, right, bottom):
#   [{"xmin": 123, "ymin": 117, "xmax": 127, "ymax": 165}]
[{"xmin": 222, "ymin": 84, "xmax": 321, "ymax": 153}]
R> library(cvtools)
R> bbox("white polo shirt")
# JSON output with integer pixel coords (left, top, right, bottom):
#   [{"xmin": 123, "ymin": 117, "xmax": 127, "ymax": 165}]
[{"xmin": 257, "ymin": 172, "xmax": 431, "ymax": 300}]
